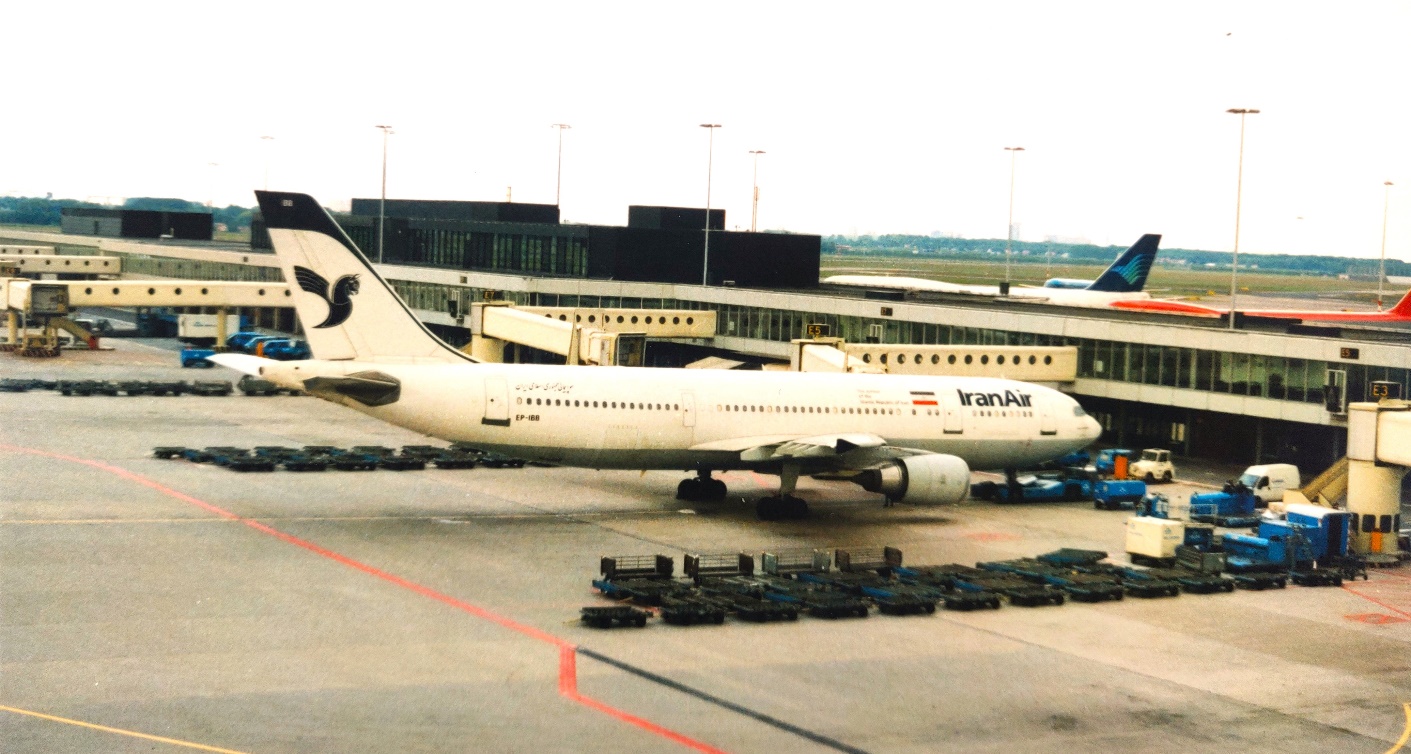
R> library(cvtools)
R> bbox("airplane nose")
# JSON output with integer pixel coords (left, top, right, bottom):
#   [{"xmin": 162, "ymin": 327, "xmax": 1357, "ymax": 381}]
[{"xmin": 1083, "ymin": 416, "xmax": 1102, "ymax": 440}]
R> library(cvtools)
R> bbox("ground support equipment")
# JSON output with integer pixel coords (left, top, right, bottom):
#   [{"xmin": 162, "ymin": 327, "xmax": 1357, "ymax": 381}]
[
  {"xmin": 659, "ymin": 595, "xmax": 727, "ymax": 625},
  {"xmin": 187, "ymin": 380, "xmax": 233, "ymax": 396},
  {"xmin": 978, "ymin": 559, "xmax": 1125, "ymax": 602},
  {"xmin": 1231, "ymin": 572, "xmax": 1288, "ymax": 590},
  {"xmin": 1076, "ymin": 564, "xmax": 1182, "ymax": 598},
  {"xmin": 1141, "ymin": 567, "xmax": 1235, "ymax": 594},
  {"xmin": 1291, "ymin": 570, "xmax": 1343, "ymax": 587},
  {"xmin": 795, "ymin": 571, "xmax": 938, "ymax": 615},
  {"xmin": 697, "ymin": 578, "xmax": 800, "ymax": 622},
  {"xmin": 580, "ymin": 605, "xmax": 650, "ymax": 629}
]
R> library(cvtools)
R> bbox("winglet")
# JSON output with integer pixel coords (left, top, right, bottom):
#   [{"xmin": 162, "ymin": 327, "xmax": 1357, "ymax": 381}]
[{"xmin": 1086, "ymin": 234, "xmax": 1161, "ymax": 292}]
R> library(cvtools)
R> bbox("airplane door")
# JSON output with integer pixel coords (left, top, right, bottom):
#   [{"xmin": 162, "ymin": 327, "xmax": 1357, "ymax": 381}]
[
  {"xmin": 1039, "ymin": 399, "xmax": 1057, "ymax": 435},
  {"xmin": 681, "ymin": 393, "xmax": 696, "ymax": 428},
  {"xmin": 941, "ymin": 390, "xmax": 963, "ymax": 434},
  {"xmin": 482, "ymin": 376, "xmax": 510, "ymax": 426}
]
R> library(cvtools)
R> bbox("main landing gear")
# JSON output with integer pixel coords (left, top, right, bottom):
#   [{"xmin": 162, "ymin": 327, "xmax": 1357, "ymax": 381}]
[
  {"xmin": 755, "ymin": 463, "xmax": 809, "ymax": 521},
  {"xmin": 677, "ymin": 471, "xmax": 727, "ymax": 503}
]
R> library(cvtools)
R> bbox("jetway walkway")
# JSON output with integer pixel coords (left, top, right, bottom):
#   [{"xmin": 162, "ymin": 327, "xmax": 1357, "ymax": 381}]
[
  {"xmin": 789, "ymin": 338, "xmax": 1078, "ymax": 382},
  {"xmin": 2, "ymin": 277, "xmax": 292, "ymax": 356},
  {"xmin": 466, "ymin": 302, "xmax": 715, "ymax": 365},
  {"xmin": 0, "ymin": 254, "xmax": 122, "ymax": 278}
]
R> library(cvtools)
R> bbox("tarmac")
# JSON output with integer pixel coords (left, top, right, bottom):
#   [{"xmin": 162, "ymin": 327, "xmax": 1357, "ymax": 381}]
[{"xmin": 2, "ymin": 339, "xmax": 1410, "ymax": 753}]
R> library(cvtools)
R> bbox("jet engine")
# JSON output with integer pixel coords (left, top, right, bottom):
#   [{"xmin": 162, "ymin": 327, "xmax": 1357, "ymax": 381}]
[{"xmin": 855, "ymin": 454, "xmax": 970, "ymax": 505}]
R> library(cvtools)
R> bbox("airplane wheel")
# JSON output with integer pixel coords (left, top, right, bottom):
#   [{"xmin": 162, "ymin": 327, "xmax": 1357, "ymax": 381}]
[
  {"xmin": 676, "ymin": 478, "xmax": 702, "ymax": 501},
  {"xmin": 705, "ymin": 479, "xmax": 728, "ymax": 501},
  {"xmin": 783, "ymin": 495, "xmax": 809, "ymax": 519},
  {"xmin": 756, "ymin": 497, "xmax": 780, "ymax": 521}
]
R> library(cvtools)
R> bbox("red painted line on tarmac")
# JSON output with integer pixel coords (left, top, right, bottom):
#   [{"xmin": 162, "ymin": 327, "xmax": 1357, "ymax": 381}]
[
  {"xmin": 0, "ymin": 444, "xmax": 727, "ymax": 753},
  {"xmin": 1337, "ymin": 581, "xmax": 1411, "ymax": 624}
]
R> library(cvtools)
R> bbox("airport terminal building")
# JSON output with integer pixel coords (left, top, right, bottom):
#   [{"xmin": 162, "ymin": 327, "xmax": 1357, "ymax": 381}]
[{"xmin": 14, "ymin": 200, "xmax": 1410, "ymax": 474}]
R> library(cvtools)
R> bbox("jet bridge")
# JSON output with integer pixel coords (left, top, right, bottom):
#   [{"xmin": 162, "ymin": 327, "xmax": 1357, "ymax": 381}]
[
  {"xmin": 466, "ymin": 302, "xmax": 716, "ymax": 366},
  {"xmin": 1345, "ymin": 400, "xmax": 1411, "ymax": 561},
  {"xmin": 2, "ymin": 277, "xmax": 292, "ymax": 356},
  {"xmin": 789, "ymin": 338, "xmax": 1078, "ymax": 382},
  {"xmin": 0, "ymin": 254, "xmax": 122, "ymax": 279}
]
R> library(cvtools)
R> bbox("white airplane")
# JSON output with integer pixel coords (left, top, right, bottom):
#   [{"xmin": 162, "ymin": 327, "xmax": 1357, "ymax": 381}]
[
  {"xmin": 213, "ymin": 191, "xmax": 1101, "ymax": 520},
  {"xmin": 823, "ymin": 234, "xmax": 1161, "ymax": 310}
]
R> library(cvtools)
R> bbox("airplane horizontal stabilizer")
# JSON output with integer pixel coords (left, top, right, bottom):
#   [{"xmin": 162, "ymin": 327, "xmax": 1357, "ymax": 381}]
[{"xmin": 208, "ymin": 352, "xmax": 273, "ymax": 376}]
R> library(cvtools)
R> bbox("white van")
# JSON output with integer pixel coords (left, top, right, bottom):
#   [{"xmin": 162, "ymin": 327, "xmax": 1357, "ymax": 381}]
[{"xmin": 1238, "ymin": 463, "xmax": 1300, "ymax": 504}]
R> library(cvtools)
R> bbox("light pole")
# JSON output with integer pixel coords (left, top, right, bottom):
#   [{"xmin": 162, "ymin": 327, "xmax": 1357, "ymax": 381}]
[
  {"xmin": 551, "ymin": 124, "xmax": 571, "ymax": 206},
  {"xmin": 1379, "ymin": 180, "xmax": 1394, "ymax": 310},
  {"xmin": 259, "ymin": 135, "xmax": 274, "ymax": 190},
  {"xmin": 375, "ymin": 124, "xmax": 393, "ymax": 264},
  {"xmin": 749, "ymin": 149, "xmax": 765, "ymax": 232},
  {"xmin": 700, "ymin": 124, "xmax": 721, "ymax": 285},
  {"xmin": 1003, "ymin": 146, "xmax": 1025, "ymax": 284},
  {"xmin": 1226, "ymin": 108, "xmax": 1259, "ymax": 329}
]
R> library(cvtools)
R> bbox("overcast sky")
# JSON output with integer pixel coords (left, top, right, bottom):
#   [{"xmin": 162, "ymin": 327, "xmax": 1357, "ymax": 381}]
[{"xmin": 3, "ymin": 1, "xmax": 1407, "ymax": 257}]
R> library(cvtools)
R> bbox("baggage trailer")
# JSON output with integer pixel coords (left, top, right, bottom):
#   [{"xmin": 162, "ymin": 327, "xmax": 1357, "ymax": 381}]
[
  {"xmin": 746, "ymin": 576, "xmax": 871, "ymax": 619},
  {"xmin": 978, "ymin": 558, "xmax": 1125, "ymax": 602},
  {"xmin": 580, "ymin": 605, "xmax": 650, "ymax": 629},
  {"xmin": 760, "ymin": 549, "xmax": 832, "ymax": 576},
  {"xmin": 659, "ymin": 595, "xmax": 727, "ymax": 625},
  {"xmin": 1074, "ymin": 563, "xmax": 1182, "ymax": 598},
  {"xmin": 834, "ymin": 546, "xmax": 903, "ymax": 574},
  {"xmin": 593, "ymin": 555, "xmax": 688, "ymax": 606},
  {"xmin": 697, "ymin": 577, "xmax": 801, "ymax": 622},
  {"xmin": 897, "ymin": 564, "xmax": 1047, "ymax": 608},
  {"xmin": 1140, "ymin": 566, "xmax": 1235, "ymax": 594},
  {"xmin": 795, "ymin": 570, "xmax": 938, "ymax": 615},
  {"xmin": 684, "ymin": 552, "xmax": 755, "ymax": 582}
]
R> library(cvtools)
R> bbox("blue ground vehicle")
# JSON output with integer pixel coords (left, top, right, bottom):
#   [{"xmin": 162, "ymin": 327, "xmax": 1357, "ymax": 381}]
[
  {"xmin": 261, "ymin": 339, "xmax": 311, "ymax": 360},
  {"xmin": 1092, "ymin": 479, "xmax": 1146, "ymax": 510},
  {"xmin": 180, "ymin": 348, "xmax": 217, "ymax": 368},
  {"xmin": 972, "ymin": 473, "xmax": 1092, "ymax": 503},
  {"xmin": 1093, "ymin": 448, "xmax": 1138, "ymax": 476},
  {"xmin": 225, "ymin": 331, "xmax": 267, "ymax": 351}
]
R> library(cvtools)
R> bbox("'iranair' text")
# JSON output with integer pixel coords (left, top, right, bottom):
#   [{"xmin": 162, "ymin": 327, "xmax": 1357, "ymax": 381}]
[{"xmin": 957, "ymin": 389, "xmax": 1033, "ymax": 407}]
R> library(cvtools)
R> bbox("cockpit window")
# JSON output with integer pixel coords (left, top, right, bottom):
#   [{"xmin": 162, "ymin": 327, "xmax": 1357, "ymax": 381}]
[{"xmin": 1073, "ymin": 406, "xmax": 1087, "ymax": 417}]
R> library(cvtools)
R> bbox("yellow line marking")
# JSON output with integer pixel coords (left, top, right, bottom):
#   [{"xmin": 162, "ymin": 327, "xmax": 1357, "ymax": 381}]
[
  {"xmin": 0, "ymin": 704, "xmax": 250, "ymax": 753},
  {"xmin": 1387, "ymin": 703, "xmax": 1411, "ymax": 754}
]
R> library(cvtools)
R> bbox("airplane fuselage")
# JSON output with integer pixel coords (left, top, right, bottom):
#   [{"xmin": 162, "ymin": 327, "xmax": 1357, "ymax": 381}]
[{"xmin": 265, "ymin": 359, "xmax": 1097, "ymax": 471}]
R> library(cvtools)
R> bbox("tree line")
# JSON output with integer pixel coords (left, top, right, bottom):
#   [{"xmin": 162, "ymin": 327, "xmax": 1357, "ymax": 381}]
[
  {"xmin": 822, "ymin": 234, "xmax": 1409, "ymax": 278},
  {"xmin": 0, "ymin": 196, "xmax": 253, "ymax": 232}
]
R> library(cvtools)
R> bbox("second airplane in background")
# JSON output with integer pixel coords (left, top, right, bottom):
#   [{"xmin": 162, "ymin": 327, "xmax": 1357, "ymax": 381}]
[{"xmin": 823, "ymin": 234, "xmax": 1162, "ymax": 310}]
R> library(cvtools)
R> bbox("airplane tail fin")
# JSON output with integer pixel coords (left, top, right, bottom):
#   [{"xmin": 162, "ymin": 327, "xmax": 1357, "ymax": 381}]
[
  {"xmin": 1388, "ymin": 289, "xmax": 1411, "ymax": 318},
  {"xmin": 1086, "ymin": 234, "xmax": 1161, "ymax": 292},
  {"xmin": 254, "ymin": 191, "xmax": 474, "ymax": 364}
]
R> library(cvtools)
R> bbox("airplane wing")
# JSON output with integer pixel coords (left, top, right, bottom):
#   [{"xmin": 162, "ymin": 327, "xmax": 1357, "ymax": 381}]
[{"xmin": 690, "ymin": 432, "xmax": 929, "ymax": 468}]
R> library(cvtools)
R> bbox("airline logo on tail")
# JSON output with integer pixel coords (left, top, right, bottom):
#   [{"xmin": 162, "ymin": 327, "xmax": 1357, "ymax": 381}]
[
  {"xmin": 294, "ymin": 265, "xmax": 361, "ymax": 328},
  {"xmin": 1086, "ymin": 234, "xmax": 1160, "ymax": 293},
  {"xmin": 1110, "ymin": 253, "xmax": 1153, "ymax": 286}
]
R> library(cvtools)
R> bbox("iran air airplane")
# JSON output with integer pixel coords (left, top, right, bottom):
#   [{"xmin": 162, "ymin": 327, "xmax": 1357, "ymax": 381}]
[
  {"xmin": 213, "ymin": 191, "xmax": 1100, "ymax": 520},
  {"xmin": 823, "ymin": 234, "xmax": 1162, "ymax": 310}
]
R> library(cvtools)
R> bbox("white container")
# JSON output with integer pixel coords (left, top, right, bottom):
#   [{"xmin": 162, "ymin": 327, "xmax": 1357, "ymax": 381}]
[{"xmin": 1126, "ymin": 516, "xmax": 1185, "ymax": 559}]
